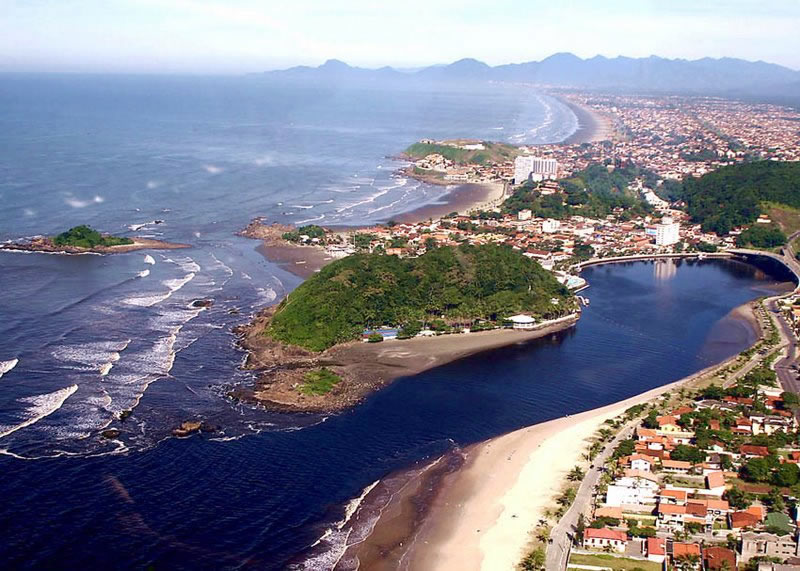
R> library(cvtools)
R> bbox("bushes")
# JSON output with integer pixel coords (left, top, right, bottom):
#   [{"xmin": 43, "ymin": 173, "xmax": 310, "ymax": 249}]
[{"xmin": 53, "ymin": 225, "xmax": 133, "ymax": 248}]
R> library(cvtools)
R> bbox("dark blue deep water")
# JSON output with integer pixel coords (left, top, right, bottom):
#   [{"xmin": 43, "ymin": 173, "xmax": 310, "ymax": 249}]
[{"xmin": 0, "ymin": 76, "xmax": 789, "ymax": 569}]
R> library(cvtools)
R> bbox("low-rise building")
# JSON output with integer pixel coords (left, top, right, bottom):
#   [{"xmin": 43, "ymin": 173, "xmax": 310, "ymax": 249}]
[
  {"xmin": 740, "ymin": 531, "xmax": 800, "ymax": 563},
  {"xmin": 583, "ymin": 528, "xmax": 628, "ymax": 552}
]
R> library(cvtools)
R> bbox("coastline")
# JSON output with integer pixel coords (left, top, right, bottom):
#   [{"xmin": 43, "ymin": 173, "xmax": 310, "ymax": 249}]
[
  {"xmin": 235, "ymin": 313, "xmax": 580, "ymax": 413},
  {"xmin": 343, "ymin": 300, "xmax": 762, "ymax": 571},
  {"xmin": 0, "ymin": 236, "xmax": 189, "ymax": 255},
  {"xmin": 243, "ymin": 181, "xmax": 506, "ymax": 279},
  {"xmin": 560, "ymin": 98, "xmax": 615, "ymax": 144}
]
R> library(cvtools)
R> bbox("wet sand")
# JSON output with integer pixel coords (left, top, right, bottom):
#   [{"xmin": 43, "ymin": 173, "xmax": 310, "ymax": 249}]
[
  {"xmin": 346, "ymin": 301, "xmax": 761, "ymax": 571},
  {"xmin": 561, "ymin": 99, "xmax": 615, "ymax": 144},
  {"xmin": 393, "ymin": 182, "xmax": 506, "ymax": 224}
]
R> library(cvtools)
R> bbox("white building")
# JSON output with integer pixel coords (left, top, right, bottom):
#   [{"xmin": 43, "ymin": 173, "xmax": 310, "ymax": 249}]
[
  {"xmin": 605, "ymin": 471, "xmax": 659, "ymax": 507},
  {"xmin": 542, "ymin": 219, "xmax": 560, "ymax": 233},
  {"xmin": 655, "ymin": 216, "xmax": 680, "ymax": 246},
  {"xmin": 518, "ymin": 209, "xmax": 532, "ymax": 221},
  {"xmin": 509, "ymin": 315, "xmax": 536, "ymax": 330},
  {"xmin": 514, "ymin": 156, "xmax": 558, "ymax": 184}
]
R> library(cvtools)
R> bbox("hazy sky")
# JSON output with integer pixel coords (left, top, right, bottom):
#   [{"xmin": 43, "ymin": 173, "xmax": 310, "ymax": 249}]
[{"xmin": 1, "ymin": 0, "xmax": 799, "ymax": 74}]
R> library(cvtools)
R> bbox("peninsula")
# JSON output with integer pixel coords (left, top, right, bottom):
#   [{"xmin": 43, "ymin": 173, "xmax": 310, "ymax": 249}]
[
  {"xmin": 1, "ymin": 225, "xmax": 189, "ymax": 254},
  {"xmin": 235, "ymin": 243, "xmax": 579, "ymax": 411}
]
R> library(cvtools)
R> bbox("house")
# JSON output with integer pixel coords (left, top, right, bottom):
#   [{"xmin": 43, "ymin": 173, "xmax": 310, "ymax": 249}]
[
  {"xmin": 659, "ymin": 488, "xmax": 688, "ymax": 505},
  {"xmin": 730, "ymin": 510, "xmax": 761, "ymax": 531},
  {"xmin": 657, "ymin": 415, "xmax": 681, "ymax": 431},
  {"xmin": 752, "ymin": 415, "xmax": 798, "ymax": 435},
  {"xmin": 740, "ymin": 444, "xmax": 771, "ymax": 458},
  {"xmin": 621, "ymin": 454, "xmax": 654, "ymax": 472},
  {"xmin": 740, "ymin": 531, "xmax": 800, "ymax": 563},
  {"xmin": 703, "ymin": 546, "xmax": 737, "ymax": 570},
  {"xmin": 646, "ymin": 537, "xmax": 666, "ymax": 563},
  {"xmin": 662, "ymin": 459, "xmax": 692, "ymax": 473},
  {"xmin": 606, "ymin": 470, "xmax": 660, "ymax": 507},
  {"xmin": 672, "ymin": 542, "xmax": 702, "ymax": 568},
  {"xmin": 583, "ymin": 528, "xmax": 628, "ymax": 552},
  {"xmin": 657, "ymin": 503, "xmax": 688, "ymax": 530},
  {"xmin": 706, "ymin": 471, "xmax": 727, "ymax": 494}
]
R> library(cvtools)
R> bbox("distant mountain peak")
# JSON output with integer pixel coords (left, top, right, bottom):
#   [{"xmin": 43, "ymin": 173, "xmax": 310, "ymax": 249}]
[{"xmin": 264, "ymin": 53, "xmax": 800, "ymax": 96}]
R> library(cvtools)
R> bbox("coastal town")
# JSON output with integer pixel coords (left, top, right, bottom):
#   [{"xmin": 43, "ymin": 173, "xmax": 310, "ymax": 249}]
[{"xmin": 243, "ymin": 91, "xmax": 800, "ymax": 570}]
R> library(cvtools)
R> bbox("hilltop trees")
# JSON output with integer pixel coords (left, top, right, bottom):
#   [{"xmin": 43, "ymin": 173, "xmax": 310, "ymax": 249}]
[{"xmin": 267, "ymin": 243, "xmax": 573, "ymax": 351}]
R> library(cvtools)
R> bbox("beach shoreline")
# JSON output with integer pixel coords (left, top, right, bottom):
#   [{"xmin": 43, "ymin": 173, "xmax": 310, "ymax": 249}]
[
  {"xmin": 0, "ymin": 236, "xmax": 189, "ymax": 255},
  {"xmin": 242, "ymin": 180, "xmax": 506, "ymax": 279},
  {"xmin": 560, "ymin": 98, "xmax": 615, "ymax": 144},
  {"xmin": 342, "ymin": 300, "xmax": 762, "ymax": 571},
  {"xmin": 235, "ymin": 312, "xmax": 580, "ymax": 413}
]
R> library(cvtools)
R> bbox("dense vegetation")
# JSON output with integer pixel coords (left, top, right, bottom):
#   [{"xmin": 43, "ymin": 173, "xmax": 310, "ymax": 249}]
[
  {"xmin": 53, "ymin": 225, "xmax": 133, "ymax": 248},
  {"xmin": 679, "ymin": 161, "xmax": 800, "ymax": 235},
  {"xmin": 503, "ymin": 162, "xmax": 652, "ymax": 219},
  {"xmin": 736, "ymin": 224, "xmax": 788, "ymax": 249},
  {"xmin": 404, "ymin": 141, "xmax": 519, "ymax": 165},
  {"xmin": 267, "ymin": 244, "xmax": 573, "ymax": 351}
]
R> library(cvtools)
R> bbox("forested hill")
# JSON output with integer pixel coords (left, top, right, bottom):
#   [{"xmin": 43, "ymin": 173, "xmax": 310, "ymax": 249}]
[
  {"xmin": 267, "ymin": 244, "xmax": 572, "ymax": 351},
  {"xmin": 681, "ymin": 161, "xmax": 800, "ymax": 235}
]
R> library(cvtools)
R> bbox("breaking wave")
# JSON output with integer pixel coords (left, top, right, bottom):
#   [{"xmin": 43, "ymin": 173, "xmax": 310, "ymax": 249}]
[
  {"xmin": 0, "ymin": 358, "xmax": 18, "ymax": 379},
  {"xmin": 0, "ymin": 385, "xmax": 79, "ymax": 439}
]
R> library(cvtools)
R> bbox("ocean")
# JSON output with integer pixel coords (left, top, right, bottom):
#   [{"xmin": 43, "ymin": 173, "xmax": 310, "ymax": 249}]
[{"xmin": 0, "ymin": 75, "xmax": 787, "ymax": 569}]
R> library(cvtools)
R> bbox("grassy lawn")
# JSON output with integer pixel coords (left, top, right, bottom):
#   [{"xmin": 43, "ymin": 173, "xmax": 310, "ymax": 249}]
[
  {"xmin": 569, "ymin": 552, "xmax": 660, "ymax": 571},
  {"xmin": 765, "ymin": 202, "xmax": 800, "ymax": 236},
  {"xmin": 299, "ymin": 368, "xmax": 341, "ymax": 395}
]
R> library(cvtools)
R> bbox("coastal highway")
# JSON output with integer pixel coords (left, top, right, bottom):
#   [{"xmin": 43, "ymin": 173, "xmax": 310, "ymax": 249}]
[{"xmin": 545, "ymin": 420, "xmax": 638, "ymax": 570}]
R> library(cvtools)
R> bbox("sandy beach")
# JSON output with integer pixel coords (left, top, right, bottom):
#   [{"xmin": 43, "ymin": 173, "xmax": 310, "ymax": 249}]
[
  {"xmin": 561, "ymin": 99, "xmax": 615, "ymax": 144},
  {"xmin": 244, "ymin": 181, "xmax": 506, "ymax": 279},
  {"xmin": 344, "ymin": 301, "xmax": 760, "ymax": 571},
  {"xmin": 393, "ymin": 182, "xmax": 506, "ymax": 224}
]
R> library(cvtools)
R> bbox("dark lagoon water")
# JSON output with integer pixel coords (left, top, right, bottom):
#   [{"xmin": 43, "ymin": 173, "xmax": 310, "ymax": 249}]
[
  {"xmin": 0, "ymin": 258, "xmax": 788, "ymax": 569},
  {"xmin": 0, "ymin": 75, "xmax": 792, "ymax": 569}
]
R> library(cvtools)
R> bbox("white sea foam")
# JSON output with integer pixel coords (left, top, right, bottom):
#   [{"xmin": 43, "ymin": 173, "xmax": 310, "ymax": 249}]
[
  {"xmin": 291, "ymin": 204, "xmax": 314, "ymax": 209},
  {"xmin": 144, "ymin": 255, "xmax": 156, "ymax": 265},
  {"xmin": 0, "ymin": 358, "xmax": 18, "ymax": 379},
  {"xmin": 123, "ymin": 272, "xmax": 194, "ymax": 307},
  {"xmin": 295, "ymin": 214, "xmax": 325, "ymax": 225},
  {"xmin": 146, "ymin": 180, "xmax": 161, "ymax": 189},
  {"xmin": 137, "ymin": 269, "xmax": 150, "ymax": 278},
  {"xmin": 203, "ymin": 164, "xmax": 223, "ymax": 174},
  {"xmin": 64, "ymin": 195, "xmax": 104, "ymax": 208},
  {"xmin": 0, "ymin": 385, "xmax": 79, "ymax": 440}
]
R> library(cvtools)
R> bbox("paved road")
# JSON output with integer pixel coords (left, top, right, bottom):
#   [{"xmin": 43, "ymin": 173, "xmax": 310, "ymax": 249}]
[{"xmin": 545, "ymin": 423, "xmax": 637, "ymax": 570}]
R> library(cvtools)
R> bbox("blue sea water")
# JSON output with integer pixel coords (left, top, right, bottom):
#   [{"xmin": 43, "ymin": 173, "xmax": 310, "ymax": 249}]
[{"xmin": 0, "ymin": 75, "xmax": 789, "ymax": 569}]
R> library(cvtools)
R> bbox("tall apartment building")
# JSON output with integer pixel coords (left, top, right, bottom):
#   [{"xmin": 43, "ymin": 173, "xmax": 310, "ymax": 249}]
[
  {"xmin": 655, "ymin": 216, "xmax": 680, "ymax": 246},
  {"xmin": 514, "ymin": 156, "xmax": 558, "ymax": 183}
]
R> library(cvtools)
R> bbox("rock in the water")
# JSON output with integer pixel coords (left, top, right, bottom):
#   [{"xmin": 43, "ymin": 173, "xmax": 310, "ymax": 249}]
[
  {"xmin": 172, "ymin": 420, "xmax": 203, "ymax": 437},
  {"xmin": 101, "ymin": 429, "xmax": 121, "ymax": 439}
]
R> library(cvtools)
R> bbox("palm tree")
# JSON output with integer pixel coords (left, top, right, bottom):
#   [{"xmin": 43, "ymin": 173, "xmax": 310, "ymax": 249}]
[{"xmin": 567, "ymin": 466, "xmax": 586, "ymax": 481}]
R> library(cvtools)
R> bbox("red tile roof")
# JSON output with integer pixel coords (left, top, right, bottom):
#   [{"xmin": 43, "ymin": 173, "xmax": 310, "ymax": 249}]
[
  {"xmin": 673, "ymin": 542, "xmax": 701, "ymax": 557},
  {"xmin": 729, "ymin": 511, "xmax": 760, "ymax": 529},
  {"xmin": 703, "ymin": 546, "xmax": 736, "ymax": 570},
  {"xmin": 647, "ymin": 537, "xmax": 666, "ymax": 556},
  {"xmin": 584, "ymin": 528, "xmax": 628, "ymax": 542}
]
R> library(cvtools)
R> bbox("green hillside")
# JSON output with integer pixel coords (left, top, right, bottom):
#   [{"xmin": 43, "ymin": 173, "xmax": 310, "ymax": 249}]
[
  {"xmin": 267, "ymin": 244, "xmax": 572, "ymax": 351},
  {"xmin": 680, "ymin": 161, "xmax": 800, "ymax": 235},
  {"xmin": 404, "ymin": 141, "xmax": 519, "ymax": 165},
  {"xmin": 53, "ymin": 225, "xmax": 133, "ymax": 248}
]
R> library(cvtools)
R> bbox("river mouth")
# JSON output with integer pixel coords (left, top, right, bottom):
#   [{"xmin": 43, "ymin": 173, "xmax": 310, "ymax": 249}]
[{"xmin": 0, "ymin": 257, "xmax": 787, "ymax": 570}]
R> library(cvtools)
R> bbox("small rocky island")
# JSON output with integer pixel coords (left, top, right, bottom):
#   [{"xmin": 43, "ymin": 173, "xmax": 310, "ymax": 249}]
[
  {"xmin": 1, "ymin": 225, "xmax": 189, "ymax": 254},
  {"xmin": 236, "ymin": 243, "xmax": 580, "ymax": 412}
]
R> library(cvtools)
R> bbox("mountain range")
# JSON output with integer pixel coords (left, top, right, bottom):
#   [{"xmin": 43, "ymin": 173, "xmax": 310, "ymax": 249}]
[{"xmin": 265, "ymin": 53, "xmax": 800, "ymax": 98}]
